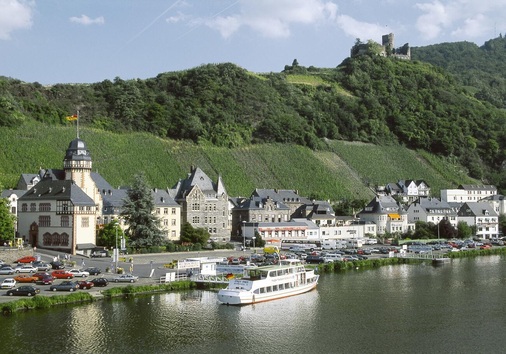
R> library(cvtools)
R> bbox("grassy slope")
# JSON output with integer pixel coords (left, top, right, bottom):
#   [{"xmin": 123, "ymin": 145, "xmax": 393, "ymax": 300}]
[{"xmin": 0, "ymin": 122, "xmax": 477, "ymax": 200}]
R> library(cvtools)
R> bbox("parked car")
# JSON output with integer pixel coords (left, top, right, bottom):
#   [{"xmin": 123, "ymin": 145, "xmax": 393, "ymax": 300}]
[
  {"xmin": 90, "ymin": 278, "xmax": 109, "ymax": 287},
  {"xmin": 0, "ymin": 267, "xmax": 16, "ymax": 275},
  {"xmin": 114, "ymin": 274, "xmax": 138, "ymax": 283},
  {"xmin": 14, "ymin": 274, "xmax": 39, "ymax": 283},
  {"xmin": 50, "ymin": 261, "xmax": 65, "ymax": 270},
  {"xmin": 15, "ymin": 256, "xmax": 36, "ymax": 263},
  {"xmin": 69, "ymin": 269, "xmax": 90, "ymax": 277},
  {"xmin": 83, "ymin": 267, "xmax": 101, "ymax": 275},
  {"xmin": 15, "ymin": 264, "xmax": 38, "ymax": 273},
  {"xmin": 51, "ymin": 270, "xmax": 74, "ymax": 279},
  {"xmin": 34, "ymin": 262, "xmax": 52, "ymax": 271},
  {"xmin": 77, "ymin": 280, "xmax": 94, "ymax": 289},
  {"xmin": 50, "ymin": 281, "xmax": 79, "ymax": 292},
  {"xmin": 0, "ymin": 278, "xmax": 16, "ymax": 289},
  {"xmin": 6, "ymin": 285, "xmax": 40, "ymax": 296},
  {"xmin": 36, "ymin": 274, "xmax": 54, "ymax": 285}
]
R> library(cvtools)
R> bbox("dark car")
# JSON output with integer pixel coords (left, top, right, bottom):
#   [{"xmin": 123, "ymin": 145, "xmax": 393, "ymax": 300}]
[
  {"xmin": 6, "ymin": 285, "xmax": 40, "ymax": 296},
  {"xmin": 90, "ymin": 278, "xmax": 109, "ymax": 287},
  {"xmin": 36, "ymin": 275, "xmax": 54, "ymax": 285},
  {"xmin": 49, "ymin": 281, "xmax": 79, "ymax": 292},
  {"xmin": 83, "ymin": 267, "xmax": 101, "ymax": 275},
  {"xmin": 305, "ymin": 255, "xmax": 324, "ymax": 264},
  {"xmin": 77, "ymin": 280, "xmax": 94, "ymax": 289},
  {"xmin": 50, "ymin": 261, "xmax": 65, "ymax": 270}
]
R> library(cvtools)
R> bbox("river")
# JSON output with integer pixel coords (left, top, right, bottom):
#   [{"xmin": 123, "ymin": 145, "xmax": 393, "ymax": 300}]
[{"xmin": 1, "ymin": 256, "xmax": 506, "ymax": 354}]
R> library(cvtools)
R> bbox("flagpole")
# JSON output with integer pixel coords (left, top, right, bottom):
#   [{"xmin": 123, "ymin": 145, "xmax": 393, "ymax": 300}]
[{"xmin": 77, "ymin": 110, "xmax": 80, "ymax": 138}]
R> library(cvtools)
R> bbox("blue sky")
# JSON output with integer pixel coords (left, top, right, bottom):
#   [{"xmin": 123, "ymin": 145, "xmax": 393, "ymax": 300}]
[{"xmin": 1, "ymin": 0, "xmax": 505, "ymax": 85}]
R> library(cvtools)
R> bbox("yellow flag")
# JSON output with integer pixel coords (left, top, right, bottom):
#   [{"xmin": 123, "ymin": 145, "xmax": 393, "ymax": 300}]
[{"xmin": 66, "ymin": 114, "xmax": 78, "ymax": 121}]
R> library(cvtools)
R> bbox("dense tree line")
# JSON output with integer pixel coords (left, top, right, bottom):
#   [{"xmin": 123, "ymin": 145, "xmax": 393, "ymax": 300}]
[{"xmin": 2, "ymin": 42, "xmax": 506, "ymax": 190}]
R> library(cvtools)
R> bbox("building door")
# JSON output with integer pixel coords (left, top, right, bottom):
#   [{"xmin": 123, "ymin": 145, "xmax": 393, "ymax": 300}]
[{"xmin": 29, "ymin": 222, "xmax": 38, "ymax": 248}]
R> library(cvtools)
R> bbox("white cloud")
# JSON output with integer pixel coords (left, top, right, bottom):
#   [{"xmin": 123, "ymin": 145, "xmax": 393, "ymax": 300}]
[
  {"xmin": 415, "ymin": 1, "xmax": 451, "ymax": 40},
  {"xmin": 166, "ymin": 11, "xmax": 189, "ymax": 24},
  {"xmin": 415, "ymin": 1, "xmax": 506, "ymax": 41},
  {"xmin": 0, "ymin": 0, "xmax": 33, "ymax": 40},
  {"xmin": 336, "ymin": 14, "xmax": 388, "ymax": 41},
  {"xmin": 205, "ymin": 0, "xmax": 338, "ymax": 39},
  {"xmin": 451, "ymin": 13, "xmax": 488, "ymax": 38},
  {"xmin": 69, "ymin": 15, "xmax": 105, "ymax": 26}
]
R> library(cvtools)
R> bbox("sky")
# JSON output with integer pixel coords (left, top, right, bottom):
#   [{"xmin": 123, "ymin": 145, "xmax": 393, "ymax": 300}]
[{"xmin": 1, "ymin": 0, "xmax": 505, "ymax": 85}]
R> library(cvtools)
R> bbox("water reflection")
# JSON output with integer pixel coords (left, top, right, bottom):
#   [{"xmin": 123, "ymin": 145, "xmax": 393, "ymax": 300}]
[{"xmin": 2, "ymin": 256, "xmax": 506, "ymax": 353}]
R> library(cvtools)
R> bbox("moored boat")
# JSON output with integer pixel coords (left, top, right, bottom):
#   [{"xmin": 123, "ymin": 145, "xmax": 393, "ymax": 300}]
[{"xmin": 217, "ymin": 258, "xmax": 319, "ymax": 305}]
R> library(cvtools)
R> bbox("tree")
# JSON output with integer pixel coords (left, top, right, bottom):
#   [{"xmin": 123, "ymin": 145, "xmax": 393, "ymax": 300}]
[
  {"xmin": 438, "ymin": 218, "xmax": 457, "ymax": 239},
  {"xmin": 0, "ymin": 197, "xmax": 15, "ymax": 242},
  {"xmin": 120, "ymin": 173, "xmax": 165, "ymax": 248},
  {"xmin": 97, "ymin": 219, "xmax": 125, "ymax": 248},
  {"xmin": 180, "ymin": 222, "xmax": 210, "ymax": 245},
  {"xmin": 457, "ymin": 221, "xmax": 473, "ymax": 239}
]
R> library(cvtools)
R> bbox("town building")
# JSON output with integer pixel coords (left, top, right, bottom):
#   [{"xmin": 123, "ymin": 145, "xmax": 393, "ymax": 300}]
[
  {"xmin": 441, "ymin": 185, "xmax": 497, "ymax": 203},
  {"xmin": 169, "ymin": 166, "xmax": 230, "ymax": 240},
  {"xmin": 405, "ymin": 197, "xmax": 458, "ymax": 228},
  {"xmin": 357, "ymin": 195, "xmax": 410, "ymax": 235},
  {"xmin": 457, "ymin": 202, "xmax": 499, "ymax": 239},
  {"xmin": 10, "ymin": 137, "xmax": 182, "ymax": 255}
]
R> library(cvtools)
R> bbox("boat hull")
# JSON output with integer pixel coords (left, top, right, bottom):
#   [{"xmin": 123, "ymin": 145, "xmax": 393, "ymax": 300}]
[{"xmin": 217, "ymin": 276, "xmax": 319, "ymax": 305}]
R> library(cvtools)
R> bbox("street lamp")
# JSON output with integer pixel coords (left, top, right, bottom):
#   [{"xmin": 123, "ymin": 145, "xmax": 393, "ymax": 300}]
[
  {"xmin": 252, "ymin": 236, "xmax": 256, "ymax": 250},
  {"xmin": 114, "ymin": 221, "xmax": 119, "ymax": 271},
  {"xmin": 242, "ymin": 221, "xmax": 246, "ymax": 253}
]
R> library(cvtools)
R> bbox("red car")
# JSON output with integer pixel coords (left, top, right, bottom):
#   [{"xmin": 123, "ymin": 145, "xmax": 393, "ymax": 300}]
[
  {"xmin": 14, "ymin": 274, "xmax": 38, "ymax": 283},
  {"xmin": 77, "ymin": 280, "xmax": 94, "ymax": 289},
  {"xmin": 15, "ymin": 256, "xmax": 36, "ymax": 263},
  {"xmin": 51, "ymin": 270, "xmax": 74, "ymax": 279}
]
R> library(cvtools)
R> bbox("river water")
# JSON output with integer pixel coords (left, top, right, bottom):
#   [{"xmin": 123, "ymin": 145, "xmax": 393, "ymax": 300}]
[{"xmin": 2, "ymin": 256, "xmax": 506, "ymax": 354}]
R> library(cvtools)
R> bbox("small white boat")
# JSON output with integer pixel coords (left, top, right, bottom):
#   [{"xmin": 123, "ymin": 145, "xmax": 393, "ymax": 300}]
[{"xmin": 217, "ymin": 259, "xmax": 319, "ymax": 305}]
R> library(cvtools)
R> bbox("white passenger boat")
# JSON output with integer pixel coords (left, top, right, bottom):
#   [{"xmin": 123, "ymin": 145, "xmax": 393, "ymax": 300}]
[{"xmin": 217, "ymin": 259, "xmax": 319, "ymax": 305}]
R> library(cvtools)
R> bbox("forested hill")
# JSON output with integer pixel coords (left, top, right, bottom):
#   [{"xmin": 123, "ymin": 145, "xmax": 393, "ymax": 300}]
[
  {"xmin": 1, "ymin": 47, "xmax": 506, "ymax": 190},
  {"xmin": 412, "ymin": 35, "xmax": 506, "ymax": 110}
]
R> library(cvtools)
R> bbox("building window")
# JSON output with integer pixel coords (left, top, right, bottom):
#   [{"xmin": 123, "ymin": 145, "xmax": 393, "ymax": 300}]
[
  {"xmin": 171, "ymin": 219, "xmax": 176, "ymax": 226},
  {"xmin": 39, "ymin": 216, "xmax": 51, "ymax": 227},
  {"xmin": 171, "ymin": 230, "xmax": 176, "ymax": 238},
  {"xmin": 61, "ymin": 216, "xmax": 69, "ymax": 227},
  {"xmin": 172, "ymin": 208, "xmax": 176, "ymax": 215},
  {"xmin": 81, "ymin": 217, "xmax": 89, "ymax": 228},
  {"xmin": 192, "ymin": 203, "xmax": 200, "ymax": 211},
  {"xmin": 163, "ymin": 219, "xmax": 168, "ymax": 226},
  {"xmin": 39, "ymin": 203, "xmax": 51, "ymax": 212},
  {"xmin": 164, "ymin": 208, "xmax": 168, "ymax": 215},
  {"xmin": 156, "ymin": 208, "xmax": 160, "ymax": 214},
  {"xmin": 30, "ymin": 203, "xmax": 36, "ymax": 212},
  {"xmin": 192, "ymin": 216, "xmax": 200, "ymax": 223},
  {"xmin": 22, "ymin": 203, "xmax": 28, "ymax": 212}
]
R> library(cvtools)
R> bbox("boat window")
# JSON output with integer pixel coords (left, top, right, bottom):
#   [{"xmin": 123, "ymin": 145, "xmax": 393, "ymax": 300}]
[
  {"xmin": 266, "ymin": 286, "xmax": 272, "ymax": 292},
  {"xmin": 273, "ymin": 285, "xmax": 278, "ymax": 291},
  {"xmin": 260, "ymin": 288, "xmax": 265, "ymax": 293},
  {"xmin": 269, "ymin": 271, "xmax": 276, "ymax": 277},
  {"xmin": 279, "ymin": 284, "xmax": 284, "ymax": 290},
  {"xmin": 254, "ymin": 289, "xmax": 260, "ymax": 294},
  {"xmin": 277, "ymin": 270, "xmax": 283, "ymax": 276}
]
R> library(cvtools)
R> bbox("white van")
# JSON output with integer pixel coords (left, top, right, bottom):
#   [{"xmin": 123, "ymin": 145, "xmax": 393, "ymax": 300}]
[{"xmin": 323, "ymin": 253, "xmax": 343, "ymax": 262}]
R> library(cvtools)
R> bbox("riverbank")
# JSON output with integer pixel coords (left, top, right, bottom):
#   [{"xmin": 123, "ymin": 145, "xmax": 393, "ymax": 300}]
[{"xmin": 2, "ymin": 246, "xmax": 505, "ymax": 315}]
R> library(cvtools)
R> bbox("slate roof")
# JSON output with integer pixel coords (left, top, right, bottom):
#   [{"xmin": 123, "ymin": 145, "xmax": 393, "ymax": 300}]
[
  {"xmin": 458, "ymin": 202, "xmax": 498, "ymax": 217},
  {"xmin": 171, "ymin": 166, "xmax": 227, "ymax": 199},
  {"xmin": 64, "ymin": 138, "xmax": 92, "ymax": 162},
  {"xmin": 233, "ymin": 196, "xmax": 290, "ymax": 211},
  {"xmin": 152, "ymin": 188, "xmax": 179, "ymax": 207},
  {"xmin": 19, "ymin": 179, "xmax": 95, "ymax": 206},
  {"xmin": 251, "ymin": 189, "xmax": 311, "ymax": 204},
  {"xmin": 360, "ymin": 195, "xmax": 402, "ymax": 214}
]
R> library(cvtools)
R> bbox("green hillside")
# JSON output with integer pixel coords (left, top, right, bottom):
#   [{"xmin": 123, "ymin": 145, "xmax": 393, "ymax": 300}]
[{"xmin": 0, "ymin": 122, "xmax": 476, "ymax": 201}]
